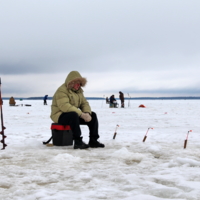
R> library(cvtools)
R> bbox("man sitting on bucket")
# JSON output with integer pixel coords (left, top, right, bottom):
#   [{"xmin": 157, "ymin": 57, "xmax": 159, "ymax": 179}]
[{"xmin": 50, "ymin": 71, "xmax": 105, "ymax": 149}]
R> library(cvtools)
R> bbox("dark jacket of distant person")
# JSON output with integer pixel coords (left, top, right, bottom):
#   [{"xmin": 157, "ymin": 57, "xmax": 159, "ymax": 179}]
[
  {"xmin": 119, "ymin": 91, "xmax": 124, "ymax": 102},
  {"xmin": 109, "ymin": 95, "xmax": 116, "ymax": 104},
  {"xmin": 44, "ymin": 95, "xmax": 48, "ymax": 101}
]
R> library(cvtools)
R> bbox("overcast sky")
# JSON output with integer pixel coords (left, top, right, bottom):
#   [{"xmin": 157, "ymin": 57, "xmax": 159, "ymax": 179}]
[{"xmin": 0, "ymin": 0, "xmax": 200, "ymax": 98}]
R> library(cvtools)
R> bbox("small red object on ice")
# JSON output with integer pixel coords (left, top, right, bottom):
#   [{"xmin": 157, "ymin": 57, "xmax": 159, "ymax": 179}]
[{"xmin": 139, "ymin": 104, "xmax": 146, "ymax": 108}]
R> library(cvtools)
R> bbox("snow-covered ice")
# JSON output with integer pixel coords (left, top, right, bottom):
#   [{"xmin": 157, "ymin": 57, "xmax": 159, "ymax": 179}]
[{"xmin": 0, "ymin": 99, "xmax": 200, "ymax": 200}]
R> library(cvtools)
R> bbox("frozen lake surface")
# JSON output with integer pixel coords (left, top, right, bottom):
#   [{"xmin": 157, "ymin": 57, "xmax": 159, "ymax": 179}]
[{"xmin": 0, "ymin": 99, "xmax": 200, "ymax": 200}]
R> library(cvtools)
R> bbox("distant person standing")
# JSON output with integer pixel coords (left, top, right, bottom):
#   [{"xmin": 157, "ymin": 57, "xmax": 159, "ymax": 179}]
[
  {"xmin": 119, "ymin": 91, "xmax": 124, "ymax": 108},
  {"xmin": 9, "ymin": 96, "xmax": 16, "ymax": 106},
  {"xmin": 43, "ymin": 95, "xmax": 48, "ymax": 105}
]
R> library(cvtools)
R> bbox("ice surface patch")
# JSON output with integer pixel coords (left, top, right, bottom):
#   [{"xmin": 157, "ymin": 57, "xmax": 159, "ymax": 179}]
[
  {"xmin": 112, "ymin": 147, "xmax": 144, "ymax": 163},
  {"xmin": 176, "ymin": 157, "xmax": 200, "ymax": 167},
  {"xmin": 146, "ymin": 145, "xmax": 163, "ymax": 158},
  {"xmin": 53, "ymin": 153, "xmax": 80, "ymax": 163},
  {"xmin": 74, "ymin": 172, "xmax": 93, "ymax": 182},
  {"xmin": 2, "ymin": 100, "xmax": 200, "ymax": 200},
  {"xmin": 169, "ymin": 157, "xmax": 200, "ymax": 167},
  {"xmin": 147, "ymin": 145, "xmax": 161, "ymax": 153},
  {"xmin": 123, "ymin": 194, "xmax": 185, "ymax": 200},
  {"xmin": 0, "ymin": 152, "xmax": 13, "ymax": 159},
  {"xmin": 0, "ymin": 180, "xmax": 12, "ymax": 189}
]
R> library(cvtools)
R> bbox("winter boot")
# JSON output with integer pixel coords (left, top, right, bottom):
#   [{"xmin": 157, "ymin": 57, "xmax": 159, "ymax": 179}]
[
  {"xmin": 74, "ymin": 137, "xmax": 89, "ymax": 149},
  {"xmin": 89, "ymin": 138, "xmax": 105, "ymax": 148}
]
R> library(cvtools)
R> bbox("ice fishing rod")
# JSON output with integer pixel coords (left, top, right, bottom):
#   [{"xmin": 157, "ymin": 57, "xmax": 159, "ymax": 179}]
[
  {"xmin": 142, "ymin": 127, "xmax": 154, "ymax": 142},
  {"xmin": 0, "ymin": 78, "xmax": 7, "ymax": 150},
  {"xmin": 127, "ymin": 93, "xmax": 131, "ymax": 107},
  {"xmin": 101, "ymin": 95, "xmax": 105, "ymax": 108},
  {"xmin": 184, "ymin": 130, "xmax": 192, "ymax": 149},
  {"xmin": 113, "ymin": 124, "xmax": 120, "ymax": 139}
]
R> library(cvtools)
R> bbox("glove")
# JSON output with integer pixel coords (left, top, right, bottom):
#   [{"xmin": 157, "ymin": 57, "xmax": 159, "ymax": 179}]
[{"xmin": 80, "ymin": 113, "xmax": 92, "ymax": 122}]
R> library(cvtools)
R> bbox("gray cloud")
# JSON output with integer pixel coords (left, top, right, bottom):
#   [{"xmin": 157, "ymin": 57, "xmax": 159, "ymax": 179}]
[{"xmin": 0, "ymin": 0, "xmax": 200, "ymax": 96}]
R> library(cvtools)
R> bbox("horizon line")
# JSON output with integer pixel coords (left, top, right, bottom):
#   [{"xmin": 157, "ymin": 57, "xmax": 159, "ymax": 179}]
[{"xmin": 2, "ymin": 96, "xmax": 200, "ymax": 100}]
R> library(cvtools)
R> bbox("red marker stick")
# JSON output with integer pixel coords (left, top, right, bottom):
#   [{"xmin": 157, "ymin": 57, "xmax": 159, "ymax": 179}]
[
  {"xmin": 143, "ymin": 127, "xmax": 154, "ymax": 142},
  {"xmin": 184, "ymin": 130, "xmax": 192, "ymax": 149},
  {"xmin": 113, "ymin": 125, "xmax": 119, "ymax": 139}
]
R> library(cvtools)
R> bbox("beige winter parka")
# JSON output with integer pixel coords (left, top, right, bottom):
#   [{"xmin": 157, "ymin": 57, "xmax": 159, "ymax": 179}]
[{"xmin": 50, "ymin": 71, "xmax": 92, "ymax": 123}]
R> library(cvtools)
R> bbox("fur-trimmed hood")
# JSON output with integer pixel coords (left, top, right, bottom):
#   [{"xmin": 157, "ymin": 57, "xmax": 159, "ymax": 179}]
[{"xmin": 65, "ymin": 71, "xmax": 87, "ymax": 89}]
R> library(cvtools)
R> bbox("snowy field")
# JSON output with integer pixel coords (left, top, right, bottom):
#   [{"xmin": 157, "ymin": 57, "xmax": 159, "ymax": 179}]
[{"xmin": 1, "ymin": 99, "xmax": 200, "ymax": 200}]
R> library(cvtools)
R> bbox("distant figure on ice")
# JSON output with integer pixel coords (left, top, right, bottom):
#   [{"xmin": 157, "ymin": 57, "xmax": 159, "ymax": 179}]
[
  {"xmin": 109, "ymin": 95, "xmax": 118, "ymax": 108},
  {"xmin": 9, "ymin": 96, "xmax": 16, "ymax": 106},
  {"xmin": 106, "ymin": 97, "xmax": 110, "ymax": 104},
  {"xmin": 43, "ymin": 95, "xmax": 48, "ymax": 105},
  {"xmin": 119, "ymin": 91, "xmax": 125, "ymax": 108},
  {"xmin": 50, "ymin": 71, "xmax": 105, "ymax": 149}
]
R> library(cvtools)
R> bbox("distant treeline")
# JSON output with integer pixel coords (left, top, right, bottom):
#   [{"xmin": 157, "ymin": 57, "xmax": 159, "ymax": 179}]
[{"xmin": 2, "ymin": 96, "xmax": 200, "ymax": 100}]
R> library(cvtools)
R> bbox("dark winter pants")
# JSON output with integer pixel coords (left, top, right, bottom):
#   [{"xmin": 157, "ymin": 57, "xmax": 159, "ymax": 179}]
[
  {"xmin": 58, "ymin": 112, "xmax": 99, "ymax": 140},
  {"xmin": 44, "ymin": 100, "xmax": 47, "ymax": 105}
]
